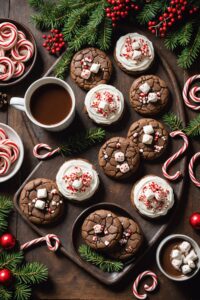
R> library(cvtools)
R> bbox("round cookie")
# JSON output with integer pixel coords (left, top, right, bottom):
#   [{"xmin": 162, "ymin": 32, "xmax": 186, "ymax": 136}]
[
  {"xmin": 114, "ymin": 33, "xmax": 154, "ymax": 75},
  {"xmin": 84, "ymin": 84, "xmax": 124, "ymax": 125},
  {"xmin": 129, "ymin": 75, "xmax": 169, "ymax": 116},
  {"xmin": 110, "ymin": 216, "xmax": 143, "ymax": 260},
  {"xmin": 81, "ymin": 209, "xmax": 122, "ymax": 251},
  {"xmin": 127, "ymin": 118, "xmax": 168, "ymax": 160},
  {"xmin": 131, "ymin": 175, "xmax": 174, "ymax": 219},
  {"xmin": 98, "ymin": 137, "xmax": 140, "ymax": 179},
  {"xmin": 56, "ymin": 159, "xmax": 99, "ymax": 202},
  {"xmin": 70, "ymin": 47, "xmax": 112, "ymax": 90},
  {"xmin": 19, "ymin": 178, "xmax": 64, "ymax": 225}
]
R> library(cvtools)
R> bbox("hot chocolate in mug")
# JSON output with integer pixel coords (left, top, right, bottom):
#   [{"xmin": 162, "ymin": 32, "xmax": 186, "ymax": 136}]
[{"xmin": 10, "ymin": 77, "xmax": 76, "ymax": 132}]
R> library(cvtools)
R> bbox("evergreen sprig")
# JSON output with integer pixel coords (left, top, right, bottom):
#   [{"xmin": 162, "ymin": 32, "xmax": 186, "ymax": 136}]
[
  {"xmin": 14, "ymin": 283, "xmax": 32, "ymax": 300},
  {"xmin": 163, "ymin": 112, "xmax": 184, "ymax": 132},
  {"xmin": 0, "ymin": 196, "xmax": 13, "ymax": 235},
  {"xmin": 185, "ymin": 114, "xmax": 200, "ymax": 137},
  {"xmin": 137, "ymin": 0, "xmax": 162, "ymax": 24},
  {"xmin": 78, "ymin": 244, "xmax": 124, "ymax": 272},
  {"xmin": 60, "ymin": 127, "xmax": 106, "ymax": 156},
  {"xmin": 13, "ymin": 262, "xmax": 48, "ymax": 285}
]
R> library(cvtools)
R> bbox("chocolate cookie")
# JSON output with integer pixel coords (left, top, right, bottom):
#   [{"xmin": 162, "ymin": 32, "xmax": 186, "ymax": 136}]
[
  {"xmin": 81, "ymin": 209, "xmax": 122, "ymax": 251},
  {"xmin": 127, "ymin": 118, "xmax": 168, "ymax": 160},
  {"xmin": 70, "ymin": 47, "xmax": 112, "ymax": 91},
  {"xmin": 98, "ymin": 137, "xmax": 140, "ymax": 179},
  {"xmin": 19, "ymin": 178, "xmax": 64, "ymax": 225},
  {"xmin": 129, "ymin": 75, "xmax": 169, "ymax": 116},
  {"xmin": 110, "ymin": 216, "xmax": 143, "ymax": 260}
]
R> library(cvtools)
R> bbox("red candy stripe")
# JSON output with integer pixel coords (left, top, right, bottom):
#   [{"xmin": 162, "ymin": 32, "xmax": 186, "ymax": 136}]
[
  {"xmin": 33, "ymin": 143, "xmax": 61, "ymax": 160},
  {"xmin": 0, "ymin": 128, "xmax": 7, "ymax": 140},
  {"xmin": 13, "ymin": 61, "xmax": 25, "ymax": 78},
  {"xmin": 182, "ymin": 75, "xmax": 200, "ymax": 111},
  {"xmin": 20, "ymin": 234, "xmax": 60, "ymax": 252},
  {"xmin": 132, "ymin": 270, "xmax": 158, "ymax": 300},
  {"xmin": 0, "ymin": 22, "xmax": 18, "ymax": 50},
  {"xmin": 0, "ymin": 152, "xmax": 11, "ymax": 175},
  {"xmin": 189, "ymin": 152, "xmax": 200, "ymax": 188},
  {"xmin": 0, "ymin": 57, "xmax": 15, "ymax": 81},
  {"xmin": 11, "ymin": 39, "xmax": 34, "ymax": 62}
]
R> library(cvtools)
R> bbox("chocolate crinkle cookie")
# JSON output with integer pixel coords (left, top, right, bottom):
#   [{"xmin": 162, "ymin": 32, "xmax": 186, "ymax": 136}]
[
  {"xmin": 129, "ymin": 75, "xmax": 169, "ymax": 116},
  {"xmin": 81, "ymin": 209, "xmax": 122, "ymax": 251},
  {"xmin": 98, "ymin": 136, "xmax": 140, "ymax": 179},
  {"xmin": 127, "ymin": 118, "xmax": 168, "ymax": 160},
  {"xmin": 109, "ymin": 216, "xmax": 143, "ymax": 260},
  {"xmin": 70, "ymin": 47, "xmax": 112, "ymax": 91},
  {"xmin": 19, "ymin": 178, "xmax": 64, "ymax": 225}
]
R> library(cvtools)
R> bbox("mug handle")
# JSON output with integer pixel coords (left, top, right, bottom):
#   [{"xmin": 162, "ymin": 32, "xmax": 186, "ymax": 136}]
[{"xmin": 10, "ymin": 97, "xmax": 26, "ymax": 112}]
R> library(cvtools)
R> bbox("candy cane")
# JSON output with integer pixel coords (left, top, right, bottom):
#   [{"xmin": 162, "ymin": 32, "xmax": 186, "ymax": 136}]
[
  {"xmin": 20, "ymin": 234, "xmax": 60, "ymax": 252},
  {"xmin": 189, "ymin": 152, "xmax": 200, "ymax": 188},
  {"xmin": 33, "ymin": 143, "xmax": 61, "ymax": 160},
  {"xmin": 13, "ymin": 61, "xmax": 25, "ymax": 78},
  {"xmin": 0, "ymin": 22, "xmax": 18, "ymax": 50},
  {"xmin": 132, "ymin": 270, "xmax": 158, "ymax": 300},
  {"xmin": 0, "ymin": 128, "xmax": 7, "ymax": 140},
  {"xmin": 1, "ymin": 139, "xmax": 20, "ymax": 163},
  {"xmin": 0, "ymin": 48, "xmax": 5, "ymax": 57},
  {"xmin": 11, "ymin": 39, "xmax": 34, "ymax": 62},
  {"xmin": 182, "ymin": 75, "xmax": 200, "ymax": 111},
  {"xmin": 0, "ymin": 152, "xmax": 11, "ymax": 175},
  {"xmin": 17, "ymin": 30, "xmax": 26, "ymax": 41},
  {"xmin": 0, "ymin": 57, "xmax": 15, "ymax": 81},
  {"xmin": 162, "ymin": 130, "xmax": 189, "ymax": 181}
]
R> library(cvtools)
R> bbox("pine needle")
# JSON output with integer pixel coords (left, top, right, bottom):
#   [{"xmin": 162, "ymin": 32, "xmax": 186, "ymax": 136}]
[
  {"xmin": 13, "ymin": 262, "xmax": 48, "ymax": 285},
  {"xmin": 14, "ymin": 283, "xmax": 32, "ymax": 300},
  {"xmin": 78, "ymin": 244, "xmax": 123, "ymax": 272},
  {"xmin": 0, "ymin": 286, "xmax": 12, "ymax": 300},
  {"xmin": 137, "ymin": 0, "xmax": 162, "ymax": 24},
  {"xmin": 163, "ymin": 112, "xmax": 184, "ymax": 131},
  {"xmin": 0, "ymin": 252, "xmax": 24, "ymax": 270},
  {"xmin": 185, "ymin": 114, "xmax": 200, "ymax": 137}
]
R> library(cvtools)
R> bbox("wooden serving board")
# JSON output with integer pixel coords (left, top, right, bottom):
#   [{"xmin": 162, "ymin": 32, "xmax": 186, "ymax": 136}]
[{"xmin": 13, "ymin": 32, "xmax": 187, "ymax": 285}]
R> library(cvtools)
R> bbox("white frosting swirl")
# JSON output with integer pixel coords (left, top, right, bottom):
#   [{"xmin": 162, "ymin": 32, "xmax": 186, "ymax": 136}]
[
  {"xmin": 56, "ymin": 159, "xmax": 99, "ymax": 201},
  {"xmin": 84, "ymin": 84, "xmax": 124, "ymax": 125},
  {"xmin": 116, "ymin": 33, "xmax": 154, "ymax": 72},
  {"xmin": 132, "ymin": 175, "xmax": 174, "ymax": 218}
]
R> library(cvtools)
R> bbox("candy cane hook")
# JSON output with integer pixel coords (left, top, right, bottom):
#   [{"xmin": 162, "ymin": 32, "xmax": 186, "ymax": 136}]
[
  {"xmin": 132, "ymin": 270, "xmax": 158, "ymax": 300},
  {"xmin": 182, "ymin": 75, "xmax": 200, "ymax": 111},
  {"xmin": 20, "ymin": 234, "xmax": 60, "ymax": 252},
  {"xmin": 33, "ymin": 143, "xmax": 61, "ymax": 160},
  {"xmin": 189, "ymin": 152, "xmax": 200, "ymax": 188}
]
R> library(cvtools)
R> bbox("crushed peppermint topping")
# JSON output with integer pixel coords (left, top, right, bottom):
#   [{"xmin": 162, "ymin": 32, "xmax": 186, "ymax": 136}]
[
  {"xmin": 120, "ymin": 37, "xmax": 151, "ymax": 63},
  {"xmin": 63, "ymin": 166, "xmax": 92, "ymax": 194},
  {"xmin": 91, "ymin": 90, "xmax": 120, "ymax": 118}
]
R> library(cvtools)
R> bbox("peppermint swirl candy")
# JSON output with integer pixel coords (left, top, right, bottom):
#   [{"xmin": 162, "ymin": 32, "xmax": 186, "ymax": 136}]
[
  {"xmin": 11, "ymin": 39, "xmax": 34, "ymax": 62},
  {"xmin": 0, "ymin": 48, "xmax": 5, "ymax": 57},
  {"xmin": 13, "ymin": 61, "xmax": 25, "ymax": 78},
  {"xmin": 0, "ymin": 22, "xmax": 18, "ymax": 50},
  {"xmin": 0, "ymin": 57, "xmax": 15, "ymax": 81}
]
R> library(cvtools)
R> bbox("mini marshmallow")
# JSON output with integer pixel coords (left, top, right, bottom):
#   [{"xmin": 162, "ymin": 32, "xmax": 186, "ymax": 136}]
[
  {"xmin": 35, "ymin": 199, "xmax": 46, "ymax": 210},
  {"xmin": 114, "ymin": 151, "xmax": 125, "ymax": 162},
  {"xmin": 118, "ymin": 162, "xmax": 130, "ymax": 173},
  {"xmin": 37, "ymin": 188, "xmax": 47, "ymax": 199},
  {"xmin": 179, "ymin": 241, "xmax": 191, "ymax": 254},
  {"xmin": 104, "ymin": 240, "xmax": 110, "ymax": 246},
  {"xmin": 98, "ymin": 100, "xmax": 109, "ymax": 111},
  {"xmin": 171, "ymin": 258, "xmax": 182, "ymax": 270},
  {"xmin": 90, "ymin": 63, "xmax": 100, "ymax": 74},
  {"xmin": 93, "ymin": 224, "xmax": 103, "ymax": 234},
  {"xmin": 181, "ymin": 264, "xmax": 192, "ymax": 275},
  {"xmin": 154, "ymin": 191, "xmax": 163, "ymax": 201},
  {"xmin": 81, "ymin": 69, "xmax": 91, "ymax": 79},
  {"xmin": 139, "ymin": 82, "xmax": 151, "ymax": 94},
  {"xmin": 132, "ymin": 50, "xmax": 142, "ymax": 60},
  {"xmin": 72, "ymin": 179, "xmax": 83, "ymax": 190},
  {"xmin": 148, "ymin": 92, "xmax": 158, "ymax": 103},
  {"xmin": 188, "ymin": 259, "xmax": 196, "ymax": 269},
  {"xmin": 143, "ymin": 125, "xmax": 154, "ymax": 135},
  {"xmin": 132, "ymin": 41, "xmax": 141, "ymax": 50},
  {"xmin": 171, "ymin": 249, "xmax": 182, "ymax": 260},
  {"xmin": 84, "ymin": 56, "xmax": 93, "ymax": 62},
  {"xmin": 144, "ymin": 188, "xmax": 155, "ymax": 201},
  {"xmin": 184, "ymin": 249, "xmax": 198, "ymax": 263},
  {"xmin": 142, "ymin": 133, "xmax": 153, "ymax": 145}
]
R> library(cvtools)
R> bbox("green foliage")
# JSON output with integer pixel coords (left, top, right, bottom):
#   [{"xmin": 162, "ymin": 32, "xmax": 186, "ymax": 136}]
[
  {"xmin": 14, "ymin": 283, "xmax": 32, "ymax": 300},
  {"xmin": 0, "ymin": 251, "xmax": 24, "ymax": 270},
  {"xmin": 60, "ymin": 127, "xmax": 106, "ymax": 156},
  {"xmin": 185, "ymin": 114, "xmax": 200, "ymax": 137},
  {"xmin": 78, "ymin": 244, "xmax": 124, "ymax": 272},
  {"xmin": 0, "ymin": 286, "xmax": 12, "ymax": 300},
  {"xmin": 0, "ymin": 196, "xmax": 12, "ymax": 235},
  {"xmin": 13, "ymin": 262, "xmax": 48, "ymax": 285},
  {"xmin": 137, "ymin": 0, "xmax": 162, "ymax": 24},
  {"xmin": 163, "ymin": 112, "xmax": 184, "ymax": 132}
]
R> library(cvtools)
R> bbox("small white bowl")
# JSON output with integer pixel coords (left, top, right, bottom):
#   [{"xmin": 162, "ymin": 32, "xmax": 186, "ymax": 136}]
[
  {"xmin": 0, "ymin": 123, "xmax": 24, "ymax": 183},
  {"xmin": 156, "ymin": 234, "xmax": 200, "ymax": 281}
]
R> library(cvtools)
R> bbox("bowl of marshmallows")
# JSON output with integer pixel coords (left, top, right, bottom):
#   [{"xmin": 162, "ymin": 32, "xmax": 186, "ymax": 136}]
[{"xmin": 156, "ymin": 234, "xmax": 200, "ymax": 281}]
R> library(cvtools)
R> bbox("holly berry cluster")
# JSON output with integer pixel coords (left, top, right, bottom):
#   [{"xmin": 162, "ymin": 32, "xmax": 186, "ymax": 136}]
[
  {"xmin": 42, "ymin": 29, "xmax": 66, "ymax": 55},
  {"xmin": 106, "ymin": 0, "xmax": 139, "ymax": 27},
  {"xmin": 148, "ymin": 0, "xmax": 198, "ymax": 37}
]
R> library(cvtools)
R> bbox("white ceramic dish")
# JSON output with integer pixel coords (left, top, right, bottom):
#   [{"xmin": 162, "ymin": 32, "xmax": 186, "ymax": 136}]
[
  {"xmin": 156, "ymin": 234, "xmax": 200, "ymax": 281},
  {"xmin": 0, "ymin": 123, "xmax": 24, "ymax": 183}
]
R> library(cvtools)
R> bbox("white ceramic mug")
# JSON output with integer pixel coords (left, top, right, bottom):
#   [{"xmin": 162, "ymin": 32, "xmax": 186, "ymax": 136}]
[{"xmin": 10, "ymin": 77, "xmax": 76, "ymax": 132}]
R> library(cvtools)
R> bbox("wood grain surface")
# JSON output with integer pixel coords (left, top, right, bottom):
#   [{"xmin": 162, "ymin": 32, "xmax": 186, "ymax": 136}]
[{"xmin": 1, "ymin": 1, "xmax": 200, "ymax": 299}]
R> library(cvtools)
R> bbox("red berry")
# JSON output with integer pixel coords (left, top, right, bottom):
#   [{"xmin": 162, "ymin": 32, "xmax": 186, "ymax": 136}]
[
  {"xmin": 42, "ymin": 34, "xmax": 46, "ymax": 39},
  {"xmin": 56, "ymin": 47, "xmax": 60, "ymax": 52},
  {"xmin": 43, "ymin": 42, "xmax": 47, "ymax": 47},
  {"xmin": 161, "ymin": 33, "xmax": 165, "ymax": 37},
  {"xmin": 159, "ymin": 16, "xmax": 163, "ymax": 21},
  {"xmin": 106, "ymin": 13, "xmax": 111, "ymax": 17},
  {"xmin": 50, "ymin": 29, "xmax": 54, "ymax": 33},
  {"xmin": 135, "ymin": 5, "xmax": 139, "ymax": 10},
  {"xmin": 151, "ymin": 29, "xmax": 156, "ymax": 34},
  {"xmin": 178, "ymin": 15, "xmax": 182, "ymax": 19},
  {"xmin": 168, "ymin": 21, "xmax": 172, "ymax": 26},
  {"xmin": 163, "ymin": 13, "xmax": 168, "ymax": 17},
  {"xmin": 54, "ymin": 29, "xmax": 59, "ymax": 33},
  {"xmin": 48, "ymin": 35, "xmax": 51, "ymax": 39}
]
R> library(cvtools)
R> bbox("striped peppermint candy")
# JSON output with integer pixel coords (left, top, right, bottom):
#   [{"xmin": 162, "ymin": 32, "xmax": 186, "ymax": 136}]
[
  {"xmin": 132, "ymin": 270, "xmax": 158, "ymax": 300},
  {"xmin": 162, "ymin": 130, "xmax": 189, "ymax": 181},
  {"xmin": 0, "ymin": 128, "xmax": 7, "ymax": 140},
  {"xmin": 20, "ymin": 234, "xmax": 61, "ymax": 252},
  {"xmin": 0, "ymin": 48, "xmax": 5, "ymax": 57},
  {"xmin": 182, "ymin": 74, "xmax": 200, "ymax": 111},
  {"xmin": 1, "ymin": 139, "xmax": 20, "ymax": 163},
  {"xmin": 189, "ymin": 152, "xmax": 200, "ymax": 188},
  {"xmin": 0, "ymin": 57, "xmax": 15, "ymax": 81},
  {"xmin": 33, "ymin": 143, "xmax": 61, "ymax": 160},
  {"xmin": 0, "ymin": 151, "xmax": 11, "ymax": 175},
  {"xmin": 11, "ymin": 39, "xmax": 34, "ymax": 62},
  {"xmin": 0, "ymin": 22, "xmax": 18, "ymax": 50},
  {"xmin": 13, "ymin": 61, "xmax": 25, "ymax": 78}
]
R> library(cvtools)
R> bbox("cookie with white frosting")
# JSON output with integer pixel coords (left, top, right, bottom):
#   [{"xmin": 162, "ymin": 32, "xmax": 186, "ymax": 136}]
[
  {"xmin": 131, "ymin": 175, "xmax": 174, "ymax": 219},
  {"xmin": 114, "ymin": 33, "xmax": 155, "ymax": 75},
  {"xmin": 84, "ymin": 84, "xmax": 124, "ymax": 125},
  {"xmin": 98, "ymin": 137, "xmax": 140, "ymax": 179},
  {"xmin": 56, "ymin": 159, "xmax": 99, "ymax": 202},
  {"xmin": 127, "ymin": 118, "xmax": 168, "ymax": 160},
  {"xmin": 129, "ymin": 75, "xmax": 169, "ymax": 116}
]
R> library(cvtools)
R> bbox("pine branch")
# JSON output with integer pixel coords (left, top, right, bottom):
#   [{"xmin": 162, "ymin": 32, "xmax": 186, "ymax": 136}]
[
  {"xmin": 28, "ymin": 0, "xmax": 44, "ymax": 10},
  {"xmin": 0, "ymin": 196, "xmax": 13, "ymax": 234},
  {"xmin": 60, "ymin": 127, "xmax": 106, "ymax": 156},
  {"xmin": 78, "ymin": 244, "xmax": 124, "ymax": 272},
  {"xmin": 54, "ymin": 50, "xmax": 74, "ymax": 79},
  {"xmin": 0, "ymin": 286, "xmax": 12, "ymax": 300},
  {"xmin": 14, "ymin": 283, "xmax": 32, "ymax": 300},
  {"xmin": 185, "ymin": 114, "xmax": 200, "ymax": 137},
  {"xmin": 177, "ymin": 22, "xmax": 194, "ymax": 47},
  {"xmin": 163, "ymin": 112, "xmax": 184, "ymax": 132},
  {"xmin": 97, "ymin": 17, "xmax": 112, "ymax": 51},
  {"xmin": 13, "ymin": 262, "xmax": 48, "ymax": 285},
  {"xmin": 0, "ymin": 251, "xmax": 24, "ymax": 270},
  {"xmin": 137, "ymin": 0, "xmax": 162, "ymax": 24}
]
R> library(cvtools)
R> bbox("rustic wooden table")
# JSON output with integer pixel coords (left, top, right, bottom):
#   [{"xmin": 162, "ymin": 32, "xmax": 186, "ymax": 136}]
[{"xmin": 1, "ymin": 1, "xmax": 200, "ymax": 299}]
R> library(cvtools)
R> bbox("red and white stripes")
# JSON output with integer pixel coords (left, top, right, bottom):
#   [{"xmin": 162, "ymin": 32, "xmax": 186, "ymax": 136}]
[
  {"xmin": 33, "ymin": 143, "xmax": 61, "ymax": 160},
  {"xmin": 162, "ymin": 131, "xmax": 189, "ymax": 181},
  {"xmin": 189, "ymin": 152, "xmax": 200, "ymax": 188},
  {"xmin": 132, "ymin": 270, "xmax": 158, "ymax": 299},
  {"xmin": 182, "ymin": 75, "xmax": 200, "ymax": 111},
  {"xmin": 20, "ymin": 234, "xmax": 60, "ymax": 252}
]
